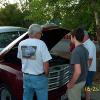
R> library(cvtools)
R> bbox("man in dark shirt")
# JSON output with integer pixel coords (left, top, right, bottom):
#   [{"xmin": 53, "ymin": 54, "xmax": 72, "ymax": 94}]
[{"xmin": 67, "ymin": 28, "xmax": 89, "ymax": 100}]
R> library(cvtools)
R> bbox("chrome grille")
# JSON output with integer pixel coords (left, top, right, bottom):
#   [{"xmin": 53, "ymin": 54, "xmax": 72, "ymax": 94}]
[{"xmin": 48, "ymin": 64, "xmax": 70, "ymax": 91}]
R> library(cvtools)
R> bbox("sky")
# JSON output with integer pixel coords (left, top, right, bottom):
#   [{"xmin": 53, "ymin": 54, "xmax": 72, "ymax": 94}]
[
  {"xmin": 8, "ymin": 0, "xmax": 18, "ymax": 4},
  {"xmin": 8, "ymin": 0, "xmax": 19, "ymax": 4},
  {"xmin": 0, "ymin": 0, "xmax": 19, "ymax": 8}
]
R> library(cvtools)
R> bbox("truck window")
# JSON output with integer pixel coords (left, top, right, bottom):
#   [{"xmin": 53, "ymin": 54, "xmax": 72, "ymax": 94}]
[{"xmin": 0, "ymin": 31, "xmax": 25, "ymax": 51}]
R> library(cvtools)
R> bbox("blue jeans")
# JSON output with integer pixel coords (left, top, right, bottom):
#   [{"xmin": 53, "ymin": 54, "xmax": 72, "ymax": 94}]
[
  {"xmin": 23, "ymin": 73, "xmax": 48, "ymax": 100},
  {"xmin": 85, "ymin": 71, "xmax": 95, "ymax": 86}
]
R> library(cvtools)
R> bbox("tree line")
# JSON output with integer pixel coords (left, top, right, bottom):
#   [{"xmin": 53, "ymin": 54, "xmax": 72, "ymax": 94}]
[{"xmin": 0, "ymin": 0, "xmax": 100, "ymax": 44}]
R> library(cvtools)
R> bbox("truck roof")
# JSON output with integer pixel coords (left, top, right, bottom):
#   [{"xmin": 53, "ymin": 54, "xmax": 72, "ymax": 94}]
[{"xmin": 0, "ymin": 26, "xmax": 27, "ymax": 33}]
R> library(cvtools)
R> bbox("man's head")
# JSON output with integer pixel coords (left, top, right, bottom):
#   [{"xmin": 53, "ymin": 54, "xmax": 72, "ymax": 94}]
[
  {"xmin": 83, "ymin": 30, "xmax": 89, "ymax": 42},
  {"xmin": 27, "ymin": 24, "xmax": 42, "ymax": 39},
  {"xmin": 71, "ymin": 28, "xmax": 84, "ymax": 44}
]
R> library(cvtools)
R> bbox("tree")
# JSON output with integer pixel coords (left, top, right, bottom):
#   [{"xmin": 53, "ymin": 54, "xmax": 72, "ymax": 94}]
[
  {"xmin": 0, "ymin": 3, "xmax": 29, "ymax": 27},
  {"xmin": 0, "ymin": 0, "xmax": 100, "ymax": 42},
  {"xmin": 25, "ymin": 0, "xmax": 74, "ymax": 25},
  {"xmin": 69, "ymin": 0, "xmax": 100, "ymax": 45}
]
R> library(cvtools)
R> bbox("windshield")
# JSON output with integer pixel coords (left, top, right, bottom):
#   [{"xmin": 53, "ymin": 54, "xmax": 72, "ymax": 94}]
[{"xmin": 0, "ymin": 31, "xmax": 26, "ymax": 52}]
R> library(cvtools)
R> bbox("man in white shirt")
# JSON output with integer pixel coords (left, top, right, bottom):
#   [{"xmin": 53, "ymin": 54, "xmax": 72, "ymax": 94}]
[
  {"xmin": 83, "ymin": 30, "xmax": 96, "ymax": 100},
  {"xmin": 17, "ymin": 24, "xmax": 52, "ymax": 100}
]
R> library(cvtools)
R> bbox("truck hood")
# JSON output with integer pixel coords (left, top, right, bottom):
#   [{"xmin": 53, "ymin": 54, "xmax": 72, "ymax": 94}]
[
  {"xmin": 42, "ymin": 28, "xmax": 70, "ymax": 50},
  {"xmin": 0, "ymin": 26, "xmax": 70, "ymax": 55}
]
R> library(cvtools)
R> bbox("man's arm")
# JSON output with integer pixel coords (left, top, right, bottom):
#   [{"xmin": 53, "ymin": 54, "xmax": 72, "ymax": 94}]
[
  {"xmin": 43, "ymin": 61, "xmax": 49, "ymax": 76},
  {"xmin": 88, "ymin": 58, "xmax": 93, "ymax": 67},
  {"xmin": 17, "ymin": 43, "xmax": 22, "ymax": 59},
  {"xmin": 41, "ymin": 42, "xmax": 52, "ymax": 76},
  {"xmin": 67, "ymin": 64, "xmax": 81, "ymax": 89},
  {"xmin": 88, "ymin": 44, "xmax": 95, "ymax": 67}
]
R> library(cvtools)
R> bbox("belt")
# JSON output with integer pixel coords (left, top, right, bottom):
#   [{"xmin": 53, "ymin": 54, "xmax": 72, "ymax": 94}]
[{"xmin": 24, "ymin": 72, "xmax": 45, "ymax": 76}]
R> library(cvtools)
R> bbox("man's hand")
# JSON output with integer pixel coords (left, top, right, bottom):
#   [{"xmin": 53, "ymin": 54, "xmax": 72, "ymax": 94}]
[
  {"xmin": 67, "ymin": 64, "xmax": 81, "ymax": 89},
  {"xmin": 43, "ymin": 62, "xmax": 49, "ymax": 76},
  {"xmin": 88, "ymin": 58, "xmax": 92, "ymax": 67},
  {"xmin": 67, "ymin": 82, "xmax": 75, "ymax": 89}
]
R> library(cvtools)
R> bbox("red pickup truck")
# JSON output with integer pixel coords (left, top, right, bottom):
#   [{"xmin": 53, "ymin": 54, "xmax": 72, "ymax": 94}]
[{"xmin": 0, "ymin": 25, "xmax": 70, "ymax": 100}]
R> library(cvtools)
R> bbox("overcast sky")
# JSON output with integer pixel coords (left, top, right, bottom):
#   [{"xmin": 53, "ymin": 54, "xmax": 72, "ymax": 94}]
[
  {"xmin": 9, "ymin": 0, "xmax": 14, "ymax": 3},
  {"xmin": 0, "ymin": 0, "xmax": 20, "ymax": 8},
  {"xmin": 8, "ymin": 0, "xmax": 18, "ymax": 4}
]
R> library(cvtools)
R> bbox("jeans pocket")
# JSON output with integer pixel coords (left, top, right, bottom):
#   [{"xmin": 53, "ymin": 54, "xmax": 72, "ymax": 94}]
[
  {"xmin": 36, "ymin": 76, "xmax": 48, "ymax": 90},
  {"xmin": 23, "ymin": 74, "xmax": 30, "ymax": 88}
]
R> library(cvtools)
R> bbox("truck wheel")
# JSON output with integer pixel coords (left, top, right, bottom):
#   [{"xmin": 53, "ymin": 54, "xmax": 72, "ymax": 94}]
[{"xmin": 0, "ymin": 84, "xmax": 16, "ymax": 100}]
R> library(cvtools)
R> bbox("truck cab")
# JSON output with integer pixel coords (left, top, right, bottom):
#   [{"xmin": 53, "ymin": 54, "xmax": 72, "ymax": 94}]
[{"xmin": 0, "ymin": 25, "xmax": 70, "ymax": 100}]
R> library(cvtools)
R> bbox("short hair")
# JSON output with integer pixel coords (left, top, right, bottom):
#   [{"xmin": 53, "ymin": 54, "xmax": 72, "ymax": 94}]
[
  {"xmin": 71, "ymin": 28, "xmax": 84, "ymax": 42},
  {"xmin": 27, "ymin": 24, "xmax": 42, "ymax": 35}
]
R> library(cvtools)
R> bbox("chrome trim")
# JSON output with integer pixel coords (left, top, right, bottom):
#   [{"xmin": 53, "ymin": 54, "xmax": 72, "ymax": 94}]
[
  {"xmin": 0, "ymin": 32, "xmax": 28, "ymax": 55},
  {"xmin": 48, "ymin": 64, "xmax": 70, "ymax": 91}
]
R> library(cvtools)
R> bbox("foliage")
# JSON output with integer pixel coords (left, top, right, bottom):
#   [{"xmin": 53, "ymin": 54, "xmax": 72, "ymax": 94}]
[
  {"xmin": 25, "ymin": 0, "xmax": 100, "ymax": 32},
  {"xmin": 0, "ymin": 3, "xmax": 30, "ymax": 27},
  {"xmin": 25, "ymin": 0, "xmax": 74, "ymax": 25},
  {"xmin": 0, "ymin": 0, "xmax": 100, "ymax": 33}
]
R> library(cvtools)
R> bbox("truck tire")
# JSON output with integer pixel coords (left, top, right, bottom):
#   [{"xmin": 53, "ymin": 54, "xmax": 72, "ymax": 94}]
[{"xmin": 0, "ymin": 84, "xmax": 16, "ymax": 100}]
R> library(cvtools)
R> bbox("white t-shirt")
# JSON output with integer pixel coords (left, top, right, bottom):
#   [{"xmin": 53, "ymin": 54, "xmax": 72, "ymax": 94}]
[
  {"xmin": 17, "ymin": 38, "xmax": 52, "ymax": 75},
  {"xmin": 83, "ymin": 39, "xmax": 96, "ymax": 71}
]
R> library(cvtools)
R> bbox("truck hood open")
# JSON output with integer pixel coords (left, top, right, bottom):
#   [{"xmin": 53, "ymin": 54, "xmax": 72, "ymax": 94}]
[
  {"xmin": 0, "ymin": 25, "xmax": 70, "ymax": 55},
  {"xmin": 42, "ymin": 28, "xmax": 70, "ymax": 50}
]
